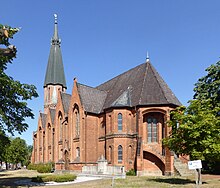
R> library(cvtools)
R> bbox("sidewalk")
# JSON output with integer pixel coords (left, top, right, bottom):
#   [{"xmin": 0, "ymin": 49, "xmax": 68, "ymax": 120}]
[{"xmin": 14, "ymin": 176, "xmax": 103, "ymax": 186}]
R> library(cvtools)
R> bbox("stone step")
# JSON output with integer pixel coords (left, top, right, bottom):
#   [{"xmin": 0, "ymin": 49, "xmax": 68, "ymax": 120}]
[{"xmin": 174, "ymin": 160, "xmax": 193, "ymax": 176}]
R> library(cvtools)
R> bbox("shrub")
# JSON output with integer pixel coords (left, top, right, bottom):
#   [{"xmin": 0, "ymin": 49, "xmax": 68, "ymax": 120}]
[
  {"xmin": 32, "ymin": 174, "xmax": 77, "ymax": 182},
  {"xmin": 37, "ymin": 163, "xmax": 51, "ymax": 173},
  {"xmin": 27, "ymin": 162, "xmax": 53, "ymax": 173},
  {"xmin": 126, "ymin": 169, "xmax": 136, "ymax": 176},
  {"xmin": 27, "ymin": 163, "xmax": 35, "ymax": 170}
]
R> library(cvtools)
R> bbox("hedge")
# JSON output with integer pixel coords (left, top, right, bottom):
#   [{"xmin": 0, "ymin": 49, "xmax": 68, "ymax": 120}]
[
  {"xmin": 32, "ymin": 174, "xmax": 77, "ymax": 182},
  {"xmin": 27, "ymin": 162, "xmax": 54, "ymax": 173}
]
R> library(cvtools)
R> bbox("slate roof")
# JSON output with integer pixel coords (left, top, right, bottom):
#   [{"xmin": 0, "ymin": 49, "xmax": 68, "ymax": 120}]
[
  {"xmin": 49, "ymin": 108, "xmax": 56, "ymax": 124},
  {"xmin": 96, "ymin": 62, "xmax": 181, "ymax": 109},
  {"xmin": 111, "ymin": 87, "xmax": 132, "ymax": 107},
  {"xmin": 75, "ymin": 62, "xmax": 181, "ymax": 114},
  {"xmin": 44, "ymin": 18, "xmax": 66, "ymax": 88},
  {"xmin": 77, "ymin": 83, "xmax": 107, "ymax": 114},
  {"xmin": 61, "ymin": 93, "xmax": 71, "ymax": 114},
  {"xmin": 40, "ymin": 113, "xmax": 47, "ymax": 128}
]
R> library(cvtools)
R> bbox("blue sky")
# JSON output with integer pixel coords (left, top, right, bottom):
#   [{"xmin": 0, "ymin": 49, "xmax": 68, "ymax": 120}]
[{"xmin": 1, "ymin": 0, "xmax": 220, "ymax": 145}]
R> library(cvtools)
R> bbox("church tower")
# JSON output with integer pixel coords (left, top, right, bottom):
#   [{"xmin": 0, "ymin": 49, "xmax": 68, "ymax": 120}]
[{"xmin": 44, "ymin": 14, "xmax": 67, "ymax": 111}]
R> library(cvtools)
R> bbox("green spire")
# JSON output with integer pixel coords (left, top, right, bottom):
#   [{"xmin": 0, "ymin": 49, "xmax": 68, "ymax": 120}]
[{"xmin": 44, "ymin": 14, "xmax": 67, "ymax": 88}]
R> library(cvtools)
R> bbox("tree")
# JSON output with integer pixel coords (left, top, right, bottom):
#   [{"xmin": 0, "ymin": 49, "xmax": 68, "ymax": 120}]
[
  {"xmin": 0, "ymin": 24, "xmax": 38, "ymax": 135},
  {"xmin": 24, "ymin": 145, "xmax": 33, "ymax": 166},
  {"xmin": 163, "ymin": 61, "xmax": 220, "ymax": 162},
  {"xmin": 6, "ymin": 137, "xmax": 28, "ymax": 168},
  {"xmin": 0, "ymin": 131, "xmax": 10, "ymax": 167}
]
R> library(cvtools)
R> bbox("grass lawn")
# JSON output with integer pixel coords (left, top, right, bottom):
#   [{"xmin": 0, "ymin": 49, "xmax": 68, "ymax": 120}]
[
  {"xmin": 51, "ymin": 175, "xmax": 219, "ymax": 188},
  {"xmin": 0, "ymin": 169, "xmax": 219, "ymax": 188}
]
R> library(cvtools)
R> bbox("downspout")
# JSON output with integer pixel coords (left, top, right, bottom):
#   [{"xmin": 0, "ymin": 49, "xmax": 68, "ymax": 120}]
[
  {"xmin": 135, "ymin": 106, "xmax": 139, "ymax": 172},
  {"xmin": 85, "ymin": 111, "xmax": 87, "ymax": 164},
  {"xmin": 104, "ymin": 111, "xmax": 107, "ymax": 159},
  {"xmin": 136, "ymin": 106, "xmax": 139, "ymax": 134}
]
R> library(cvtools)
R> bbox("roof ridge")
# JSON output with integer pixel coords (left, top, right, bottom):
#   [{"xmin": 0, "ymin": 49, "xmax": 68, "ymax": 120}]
[
  {"xmin": 78, "ymin": 82, "xmax": 107, "ymax": 93},
  {"xmin": 150, "ymin": 63, "xmax": 169, "ymax": 103},
  {"xmin": 139, "ymin": 62, "xmax": 148, "ymax": 104},
  {"xmin": 61, "ymin": 92, "xmax": 71, "ymax": 97}
]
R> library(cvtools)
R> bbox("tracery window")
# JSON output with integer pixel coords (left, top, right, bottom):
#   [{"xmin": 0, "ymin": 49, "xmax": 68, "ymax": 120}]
[
  {"xmin": 72, "ymin": 105, "xmax": 80, "ymax": 138},
  {"xmin": 118, "ymin": 145, "xmax": 123, "ymax": 163},
  {"xmin": 118, "ymin": 113, "xmax": 122, "ymax": 131},
  {"xmin": 147, "ymin": 117, "xmax": 158, "ymax": 143}
]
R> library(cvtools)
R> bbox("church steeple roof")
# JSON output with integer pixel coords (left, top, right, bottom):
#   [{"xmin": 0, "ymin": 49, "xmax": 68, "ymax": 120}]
[{"xmin": 44, "ymin": 14, "xmax": 67, "ymax": 88}]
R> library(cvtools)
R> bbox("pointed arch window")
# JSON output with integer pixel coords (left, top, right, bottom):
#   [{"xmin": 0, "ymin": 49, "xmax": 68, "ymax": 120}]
[
  {"xmin": 39, "ymin": 127, "xmax": 43, "ymax": 150},
  {"xmin": 48, "ymin": 123, "xmax": 51, "ymax": 146},
  {"xmin": 109, "ymin": 146, "xmax": 113, "ymax": 163},
  {"xmin": 118, "ymin": 145, "xmax": 123, "ymax": 163},
  {"xmin": 118, "ymin": 113, "xmax": 122, "ymax": 131},
  {"xmin": 73, "ymin": 105, "xmax": 80, "ymax": 138},
  {"xmin": 58, "ymin": 113, "xmax": 63, "ymax": 141},
  {"xmin": 52, "ymin": 128, "xmax": 55, "ymax": 161},
  {"xmin": 76, "ymin": 147, "xmax": 80, "ymax": 159},
  {"xmin": 75, "ymin": 110, "xmax": 80, "ymax": 137},
  {"xmin": 147, "ymin": 118, "xmax": 158, "ymax": 143},
  {"xmin": 128, "ymin": 145, "xmax": 132, "ymax": 160}
]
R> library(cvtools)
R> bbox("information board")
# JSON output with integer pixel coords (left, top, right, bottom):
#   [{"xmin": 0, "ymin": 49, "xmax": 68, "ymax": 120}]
[{"xmin": 188, "ymin": 160, "xmax": 202, "ymax": 170}]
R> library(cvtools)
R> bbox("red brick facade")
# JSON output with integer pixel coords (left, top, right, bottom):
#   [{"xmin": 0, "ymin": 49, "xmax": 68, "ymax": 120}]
[{"xmin": 32, "ymin": 77, "xmax": 177, "ymax": 175}]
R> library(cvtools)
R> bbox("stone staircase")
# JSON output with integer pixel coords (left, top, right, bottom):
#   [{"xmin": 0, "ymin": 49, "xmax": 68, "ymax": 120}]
[
  {"xmin": 174, "ymin": 158, "xmax": 193, "ymax": 176},
  {"xmin": 146, "ymin": 145, "xmax": 165, "ymax": 161}
]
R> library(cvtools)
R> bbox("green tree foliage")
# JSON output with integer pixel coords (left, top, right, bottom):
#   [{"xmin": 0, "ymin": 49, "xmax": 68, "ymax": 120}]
[
  {"xmin": 6, "ymin": 137, "xmax": 28, "ymax": 166},
  {"xmin": 0, "ymin": 24, "xmax": 38, "ymax": 135},
  {"xmin": 24, "ymin": 145, "xmax": 33, "ymax": 166},
  {"xmin": 163, "ymin": 61, "xmax": 220, "ymax": 162},
  {"xmin": 0, "ymin": 131, "xmax": 10, "ymax": 163}
]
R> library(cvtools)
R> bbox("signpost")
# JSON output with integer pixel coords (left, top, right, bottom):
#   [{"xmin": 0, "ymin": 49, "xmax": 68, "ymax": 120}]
[{"xmin": 188, "ymin": 160, "xmax": 202, "ymax": 187}]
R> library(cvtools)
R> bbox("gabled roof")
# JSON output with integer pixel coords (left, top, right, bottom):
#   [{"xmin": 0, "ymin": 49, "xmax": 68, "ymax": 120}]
[
  {"xmin": 44, "ymin": 16, "xmax": 66, "ymax": 88},
  {"xmin": 77, "ymin": 83, "xmax": 107, "ymax": 114},
  {"xmin": 96, "ymin": 62, "xmax": 181, "ymax": 109},
  {"xmin": 40, "ymin": 113, "xmax": 47, "ymax": 128},
  {"xmin": 61, "ymin": 93, "xmax": 71, "ymax": 114}
]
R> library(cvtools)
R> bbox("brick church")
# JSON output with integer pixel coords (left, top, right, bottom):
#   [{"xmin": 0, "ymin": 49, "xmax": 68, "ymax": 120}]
[{"xmin": 31, "ymin": 16, "xmax": 181, "ymax": 176}]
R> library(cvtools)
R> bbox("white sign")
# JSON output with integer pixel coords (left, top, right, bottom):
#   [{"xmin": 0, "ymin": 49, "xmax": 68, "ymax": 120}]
[{"xmin": 188, "ymin": 160, "xmax": 202, "ymax": 170}]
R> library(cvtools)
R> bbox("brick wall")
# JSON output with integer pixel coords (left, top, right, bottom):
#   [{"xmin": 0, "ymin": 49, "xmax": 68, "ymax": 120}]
[{"xmin": 32, "ymin": 85, "xmax": 176, "ymax": 175}]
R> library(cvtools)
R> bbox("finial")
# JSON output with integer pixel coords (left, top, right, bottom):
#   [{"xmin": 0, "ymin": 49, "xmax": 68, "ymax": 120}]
[
  {"xmin": 54, "ymin": 14, "xmax": 58, "ymax": 24},
  {"xmin": 146, "ymin": 51, "xmax": 150, "ymax": 63}
]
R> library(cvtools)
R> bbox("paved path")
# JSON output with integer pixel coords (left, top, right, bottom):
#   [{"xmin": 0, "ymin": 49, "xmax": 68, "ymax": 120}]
[
  {"xmin": 0, "ymin": 169, "xmax": 103, "ymax": 187},
  {"xmin": 14, "ymin": 176, "xmax": 103, "ymax": 186}
]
